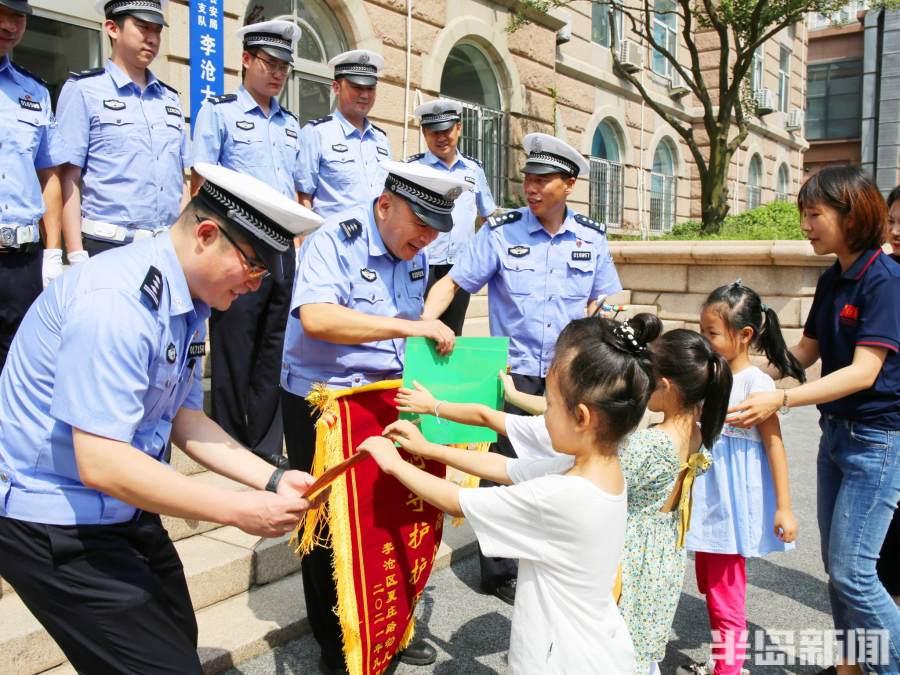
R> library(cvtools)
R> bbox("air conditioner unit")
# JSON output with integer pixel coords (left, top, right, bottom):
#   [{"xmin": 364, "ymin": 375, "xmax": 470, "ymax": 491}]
[
  {"xmin": 669, "ymin": 71, "xmax": 690, "ymax": 98},
  {"xmin": 755, "ymin": 88, "xmax": 775, "ymax": 115},
  {"xmin": 786, "ymin": 108, "xmax": 804, "ymax": 131},
  {"xmin": 618, "ymin": 39, "xmax": 643, "ymax": 73},
  {"xmin": 556, "ymin": 11, "xmax": 572, "ymax": 45}
]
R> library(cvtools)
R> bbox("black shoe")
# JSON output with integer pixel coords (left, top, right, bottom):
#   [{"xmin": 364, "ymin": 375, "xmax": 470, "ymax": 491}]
[
  {"xmin": 257, "ymin": 452, "xmax": 289, "ymax": 469},
  {"xmin": 492, "ymin": 578, "xmax": 516, "ymax": 605},
  {"xmin": 397, "ymin": 639, "xmax": 437, "ymax": 666},
  {"xmin": 318, "ymin": 655, "xmax": 349, "ymax": 675}
]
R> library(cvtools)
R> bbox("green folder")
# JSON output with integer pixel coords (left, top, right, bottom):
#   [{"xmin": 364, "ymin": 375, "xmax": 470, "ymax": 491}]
[{"xmin": 401, "ymin": 336, "xmax": 510, "ymax": 444}]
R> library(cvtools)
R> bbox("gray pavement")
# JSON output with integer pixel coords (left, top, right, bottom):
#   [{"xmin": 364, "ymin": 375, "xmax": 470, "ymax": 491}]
[{"xmin": 226, "ymin": 406, "xmax": 835, "ymax": 674}]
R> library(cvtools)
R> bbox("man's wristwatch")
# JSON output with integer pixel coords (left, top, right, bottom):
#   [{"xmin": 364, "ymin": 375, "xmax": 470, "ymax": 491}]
[
  {"xmin": 779, "ymin": 390, "xmax": 790, "ymax": 416},
  {"xmin": 265, "ymin": 468, "xmax": 285, "ymax": 493}
]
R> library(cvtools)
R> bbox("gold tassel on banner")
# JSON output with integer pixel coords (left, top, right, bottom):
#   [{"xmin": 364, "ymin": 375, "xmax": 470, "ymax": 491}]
[{"xmin": 449, "ymin": 441, "xmax": 491, "ymax": 528}]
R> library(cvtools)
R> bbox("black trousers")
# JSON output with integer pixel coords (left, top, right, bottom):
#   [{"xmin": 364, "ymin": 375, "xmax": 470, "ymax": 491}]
[
  {"xmin": 0, "ymin": 244, "xmax": 42, "ymax": 373},
  {"xmin": 210, "ymin": 249, "xmax": 296, "ymax": 457},
  {"xmin": 0, "ymin": 513, "xmax": 202, "ymax": 674},
  {"xmin": 282, "ymin": 388, "xmax": 345, "ymax": 667},
  {"xmin": 478, "ymin": 372, "xmax": 546, "ymax": 590},
  {"xmin": 426, "ymin": 263, "xmax": 470, "ymax": 337},
  {"xmin": 878, "ymin": 504, "xmax": 900, "ymax": 597}
]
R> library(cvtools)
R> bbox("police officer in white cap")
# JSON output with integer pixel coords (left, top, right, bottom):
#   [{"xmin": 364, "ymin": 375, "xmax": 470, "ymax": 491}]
[
  {"xmin": 282, "ymin": 160, "xmax": 470, "ymax": 673},
  {"xmin": 0, "ymin": 164, "xmax": 322, "ymax": 674},
  {"xmin": 192, "ymin": 19, "xmax": 304, "ymax": 470},
  {"xmin": 295, "ymin": 49, "xmax": 393, "ymax": 219},
  {"xmin": 423, "ymin": 132, "xmax": 622, "ymax": 604},
  {"xmin": 407, "ymin": 98, "xmax": 499, "ymax": 335}
]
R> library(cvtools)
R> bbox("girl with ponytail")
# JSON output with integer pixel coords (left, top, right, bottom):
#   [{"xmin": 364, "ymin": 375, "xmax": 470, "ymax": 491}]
[{"xmin": 676, "ymin": 281, "xmax": 801, "ymax": 675}]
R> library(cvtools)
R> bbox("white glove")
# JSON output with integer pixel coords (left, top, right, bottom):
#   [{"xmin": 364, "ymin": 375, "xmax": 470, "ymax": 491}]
[
  {"xmin": 42, "ymin": 248, "xmax": 63, "ymax": 288},
  {"xmin": 67, "ymin": 250, "xmax": 89, "ymax": 266}
]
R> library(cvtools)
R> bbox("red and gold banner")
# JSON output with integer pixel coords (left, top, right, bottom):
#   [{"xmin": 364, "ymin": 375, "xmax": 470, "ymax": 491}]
[{"xmin": 294, "ymin": 381, "xmax": 445, "ymax": 675}]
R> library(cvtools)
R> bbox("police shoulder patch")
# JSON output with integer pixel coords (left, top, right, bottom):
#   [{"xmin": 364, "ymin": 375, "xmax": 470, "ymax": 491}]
[
  {"xmin": 461, "ymin": 151, "xmax": 483, "ymax": 168},
  {"xmin": 574, "ymin": 213, "xmax": 606, "ymax": 234},
  {"xmin": 69, "ymin": 67, "xmax": 104, "ymax": 80},
  {"xmin": 339, "ymin": 218, "xmax": 362, "ymax": 241},
  {"xmin": 307, "ymin": 115, "xmax": 333, "ymax": 127},
  {"xmin": 209, "ymin": 94, "xmax": 237, "ymax": 105},
  {"xmin": 488, "ymin": 210, "xmax": 523, "ymax": 229},
  {"xmin": 406, "ymin": 152, "xmax": 424, "ymax": 163},
  {"xmin": 11, "ymin": 61, "xmax": 47, "ymax": 87},
  {"xmin": 371, "ymin": 123, "xmax": 388, "ymax": 136},
  {"xmin": 140, "ymin": 266, "xmax": 164, "ymax": 310}
]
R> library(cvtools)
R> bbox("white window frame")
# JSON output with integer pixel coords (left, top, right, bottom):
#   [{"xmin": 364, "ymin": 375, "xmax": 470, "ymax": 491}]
[
  {"xmin": 751, "ymin": 47, "xmax": 764, "ymax": 95},
  {"xmin": 592, "ymin": 2, "xmax": 625, "ymax": 48},
  {"xmin": 778, "ymin": 44, "xmax": 791, "ymax": 113},
  {"xmin": 651, "ymin": 0, "xmax": 678, "ymax": 78}
]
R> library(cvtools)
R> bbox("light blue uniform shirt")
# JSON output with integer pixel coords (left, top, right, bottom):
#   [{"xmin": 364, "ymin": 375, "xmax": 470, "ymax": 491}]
[
  {"xmin": 406, "ymin": 150, "xmax": 497, "ymax": 265},
  {"xmin": 57, "ymin": 60, "xmax": 191, "ymax": 231},
  {"xmin": 450, "ymin": 207, "xmax": 622, "ymax": 378},
  {"xmin": 191, "ymin": 86, "xmax": 303, "ymax": 199},
  {"xmin": 296, "ymin": 109, "xmax": 392, "ymax": 219},
  {"xmin": 0, "ymin": 232, "xmax": 210, "ymax": 525},
  {"xmin": 281, "ymin": 202, "xmax": 428, "ymax": 395},
  {"xmin": 0, "ymin": 56, "xmax": 65, "ymax": 230}
]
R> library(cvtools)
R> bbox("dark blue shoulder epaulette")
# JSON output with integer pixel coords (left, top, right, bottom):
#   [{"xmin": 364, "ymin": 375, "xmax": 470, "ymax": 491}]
[
  {"xmin": 159, "ymin": 80, "xmax": 179, "ymax": 95},
  {"xmin": 371, "ymin": 123, "xmax": 387, "ymax": 136},
  {"xmin": 282, "ymin": 108, "xmax": 298, "ymax": 121},
  {"xmin": 487, "ymin": 210, "xmax": 523, "ymax": 229},
  {"xmin": 307, "ymin": 115, "xmax": 333, "ymax": 127},
  {"xmin": 338, "ymin": 218, "xmax": 363, "ymax": 241},
  {"xmin": 139, "ymin": 266, "xmax": 164, "ymax": 311},
  {"xmin": 12, "ymin": 62, "xmax": 47, "ymax": 86},
  {"xmin": 69, "ymin": 67, "xmax": 105, "ymax": 80},
  {"xmin": 406, "ymin": 152, "xmax": 424, "ymax": 163},
  {"xmin": 574, "ymin": 213, "xmax": 606, "ymax": 235},
  {"xmin": 461, "ymin": 151, "xmax": 483, "ymax": 168},
  {"xmin": 209, "ymin": 94, "xmax": 237, "ymax": 105}
]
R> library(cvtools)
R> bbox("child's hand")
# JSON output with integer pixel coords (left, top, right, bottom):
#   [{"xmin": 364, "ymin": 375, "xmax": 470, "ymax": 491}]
[
  {"xmin": 394, "ymin": 381, "xmax": 437, "ymax": 415},
  {"xmin": 357, "ymin": 436, "xmax": 403, "ymax": 474},
  {"xmin": 383, "ymin": 420, "xmax": 431, "ymax": 456},
  {"xmin": 498, "ymin": 369, "xmax": 517, "ymax": 402},
  {"xmin": 774, "ymin": 509, "xmax": 798, "ymax": 543}
]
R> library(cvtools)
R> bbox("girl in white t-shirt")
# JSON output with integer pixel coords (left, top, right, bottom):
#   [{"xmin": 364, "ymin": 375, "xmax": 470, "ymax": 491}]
[{"xmin": 359, "ymin": 313, "xmax": 662, "ymax": 675}]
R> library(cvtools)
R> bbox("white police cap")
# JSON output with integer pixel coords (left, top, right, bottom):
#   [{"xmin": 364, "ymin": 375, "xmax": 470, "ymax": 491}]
[
  {"xmin": 522, "ymin": 133, "xmax": 590, "ymax": 178},
  {"xmin": 236, "ymin": 20, "xmax": 301, "ymax": 63},
  {"xmin": 328, "ymin": 49, "xmax": 384, "ymax": 86},
  {"xmin": 380, "ymin": 160, "xmax": 472, "ymax": 233},
  {"xmin": 96, "ymin": 0, "xmax": 168, "ymax": 26},
  {"xmin": 193, "ymin": 163, "xmax": 323, "ymax": 281},
  {"xmin": 414, "ymin": 98, "xmax": 463, "ymax": 132}
]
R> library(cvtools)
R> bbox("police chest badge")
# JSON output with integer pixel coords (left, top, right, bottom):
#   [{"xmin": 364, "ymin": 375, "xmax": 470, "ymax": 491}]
[
  {"xmin": 286, "ymin": 128, "xmax": 298, "ymax": 139},
  {"xmin": 188, "ymin": 342, "xmax": 207, "ymax": 357},
  {"xmin": 236, "ymin": 120, "xmax": 255, "ymax": 131},
  {"xmin": 409, "ymin": 268, "xmax": 425, "ymax": 282},
  {"xmin": 165, "ymin": 106, "xmax": 181, "ymax": 117},
  {"xmin": 571, "ymin": 250, "xmax": 592, "ymax": 261},
  {"xmin": 464, "ymin": 175, "xmax": 476, "ymax": 185},
  {"xmin": 166, "ymin": 342, "xmax": 177, "ymax": 364},
  {"xmin": 103, "ymin": 99, "xmax": 126, "ymax": 111},
  {"xmin": 332, "ymin": 143, "xmax": 348, "ymax": 153},
  {"xmin": 508, "ymin": 245, "xmax": 530, "ymax": 257},
  {"xmin": 360, "ymin": 268, "xmax": 377, "ymax": 282},
  {"xmin": 376, "ymin": 146, "xmax": 388, "ymax": 156},
  {"xmin": 18, "ymin": 97, "xmax": 41, "ymax": 112}
]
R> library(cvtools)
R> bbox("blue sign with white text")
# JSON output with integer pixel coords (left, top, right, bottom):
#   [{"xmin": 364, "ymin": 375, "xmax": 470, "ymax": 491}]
[{"xmin": 189, "ymin": 0, "xmax": 224, "ymax": 135}]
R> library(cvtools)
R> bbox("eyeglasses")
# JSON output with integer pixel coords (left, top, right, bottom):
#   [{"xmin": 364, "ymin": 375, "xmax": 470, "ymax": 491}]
[
  {"xmin": 198, "ymin": 217, "xmax": 270, "ymax": 279},
  {"xmin": 253, "ymin": 53, "xmax": 292, "ymax": 76}
]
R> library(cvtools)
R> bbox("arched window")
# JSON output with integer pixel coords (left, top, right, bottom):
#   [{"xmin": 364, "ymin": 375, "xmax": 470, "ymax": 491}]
[
  {"xmin": 775, "ymin": 163, "xmax": 790, "ymax": 201},
  {"xmin": 243, "ymin": 0, "xmax": 348, "ymax": 123},
  {"xmin": 650, "ymin": 139, "xmax": 676, "ymax": 231},
  {"xmin": 589, "ymin": 121, "xmax": 624, "ymax": 227},
  {"xmin": 746, "ymin": 154, "xmax": 763, "ymax": 210},
  {"xmin": 440, "ymin": 43, "xmax": 505, "ymax": 202}
]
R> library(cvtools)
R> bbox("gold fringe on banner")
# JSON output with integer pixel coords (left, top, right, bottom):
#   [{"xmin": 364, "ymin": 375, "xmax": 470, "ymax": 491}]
[{"xmin": 449, "ymin": 441, "xmax": 491, "ymax": 528}]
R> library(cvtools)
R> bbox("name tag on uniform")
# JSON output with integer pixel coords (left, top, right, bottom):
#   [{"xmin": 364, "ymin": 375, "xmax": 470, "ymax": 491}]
[
  {"xmin": 360, "ymin": 268, "xmax": 377, "ymax": 282},
  {"xmin": 571, "ymin": 251, "xmax": 592, "ymax": 261},
  {"xmin": 376, "ymin": 147, "xmax": 388, "ymax": 156},
  {"xmin": 409, "ymin": 269, "xmax": 425, "ymax": 282},
  {"xmin": 165, "ymin": 106, "xmax": 180, "ymax": 117},
  {"xmin": 286, "ymin": 128, "xmax": 298, "ymax": 139},
  {"xmin": 19, "ymin": 98, "xmax": 41, "ymax": 112},
  {"xmin": 465, "ymin": 175, "xmax": 476, "ymax": 185},
  {"xmin": 188, "ymin": 342, "xmax": 207, "ymax": 357},
  {"xmin": 332, "ymin": 143, "xmax": 348, "ymax": 153},
  {"xmin": 508, "ymin": 245, "xmax": 530, "ymax": 257},
  {"xmin": 236, "ymin": 120, "xmax": 255, "ymax": 131},
  {"xmin": 103, "ymin": 99, "xmax": 126, "ymax": 111}
]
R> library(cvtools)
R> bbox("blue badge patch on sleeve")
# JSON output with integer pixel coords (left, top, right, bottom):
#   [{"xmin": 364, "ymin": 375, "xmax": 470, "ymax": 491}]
[
  {"xmin": 140, "ymin": 266, "xmax": 164, "ymax": 310},
  {"xmin": 508, "ymin": 245, "xmax": 530, "ymax": 257},
  {"xmin": 361, "ymin": 268, "xmax": 378, "ymax": 282}
]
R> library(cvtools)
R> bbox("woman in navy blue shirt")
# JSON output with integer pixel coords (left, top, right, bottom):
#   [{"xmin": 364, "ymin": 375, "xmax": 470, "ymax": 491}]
[{"xmin": 730, "ymin": 167, "xmax": 900, "ymax": 675}]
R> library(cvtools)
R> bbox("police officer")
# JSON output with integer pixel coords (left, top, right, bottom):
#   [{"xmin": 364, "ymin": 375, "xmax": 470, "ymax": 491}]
[
  {"xmin": 282, "ymin": 161, "xmax": 468, "ymax": 674},
  {"xmin": 423, "ymin": 132, "xmax": 622, "ymax": 604},
  {"xmin": 0, "ymin": 0, "xmax": 66, "ymax": 372},
  {"xmin": 296, "ymin": 49, "xmax": 392, "ymax": 218},
  {"xmin": 57, "ymin": 0, "xmax": 190, "ymax": 260},
  {"xmin": 192, "ymin": 20, "xmax": 304, "ymax": 468},
  {"xmin": 0, "ymin": 163, "xmax": 322, "ymax": 674},
  {"xmin": 407, "ymin": 98, "xmax": 499, "ymax": 335}
]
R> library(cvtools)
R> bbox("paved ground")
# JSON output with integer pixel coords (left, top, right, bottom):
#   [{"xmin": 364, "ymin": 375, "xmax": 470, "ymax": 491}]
[{"xmin": 226, "ymin": 406, "xmax": 837, "ymax": 674}]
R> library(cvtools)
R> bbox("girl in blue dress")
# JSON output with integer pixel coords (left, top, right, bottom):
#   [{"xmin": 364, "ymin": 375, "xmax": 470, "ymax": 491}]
[{"xmin": 677, "ymin": 281, "xmax": 805, "ymax": 675}]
